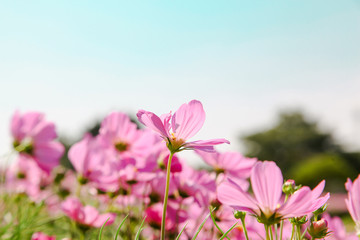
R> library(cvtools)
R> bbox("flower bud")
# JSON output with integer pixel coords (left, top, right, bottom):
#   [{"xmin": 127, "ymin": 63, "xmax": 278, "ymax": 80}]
[
  {"xmin": 234, "ymin": 210, "xmax": 246, "ymax": 220},
  {"xmin": 308, "ymin": 219, "xmax": 329, "ymax": 239},
  {"xmin": 282, "ymin": 179, "xmax": 296, "ymax": 195}
]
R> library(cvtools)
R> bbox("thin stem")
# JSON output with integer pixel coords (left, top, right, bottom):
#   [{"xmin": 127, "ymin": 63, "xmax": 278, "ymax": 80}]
[
  {"xmin": 269, "ymin": 225, "xmax": 274, "ymax": 240},
  {"xmin": 301, "ymin": 228, "xmax": 308, "ymax": 239},
  {"xmin": 279, "ymin": 221, "xmax": 284, "ymax": 240},
  {"xmin": 265, "ymin": 225, "xmax": 270, "ymax": 240},
  {"xmin": 275, "ymin": 224, "xmax": 278, "ymax": 240},
  {"xmin": 290, "ymin": 224, "xmax": 295, "ymax": 240},
  {"xmin": 240, "ymin": 217, "xmax": 250, "ymax": 240},
  {"xmin": 296, "ymin": 225, "xmax": 301, "ymax": 240},
  {"xmin": 160, "ymin": 152, "xmax": 174, "ymax": 240}
]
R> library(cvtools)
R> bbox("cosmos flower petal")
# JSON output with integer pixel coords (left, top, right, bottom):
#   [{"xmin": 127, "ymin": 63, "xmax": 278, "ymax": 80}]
[
  {"xmin": 185, "ymin": 139, "xmax": 230, "ymax": 152},
  {"xmin": 137, "ymin": 110, "xmax": 169, "ymax": 138},
  {"xmin": 251, "ymin": 161, "xmax": 283, "ymax": 211},
  {"xmin": 217, "ymin": 178, "xmax": 258, "ymax": 211},
  {"xmin": 171, "ymin": 100, "xmax": 206, "ymax": 140}
]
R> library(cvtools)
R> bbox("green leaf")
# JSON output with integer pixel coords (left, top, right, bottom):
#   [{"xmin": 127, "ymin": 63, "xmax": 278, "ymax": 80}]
[
  {"xmin": 115, "ymin": 214, "xmax": 129, "ymax": 240},
  {"xmin": 219, "ymin": 221, "xmax": 238, "ymax": 240},
  {"xmin": 192, "ymin": 208, "xmax": 215, "ymax": 240},
  {"xmin": 98, "ymin": 217, "xmax": 110, "ymax": 240},
  {"xmin": 175, "ymin": 222, "xmax": 188, "ymax": 240},
  {"xmin": 135, "ymin": 216, "xmax": 147, "ymax": 240},
  {"xmin": 209, "ymin": 207, "xmax": 230, "ymax": 240}
]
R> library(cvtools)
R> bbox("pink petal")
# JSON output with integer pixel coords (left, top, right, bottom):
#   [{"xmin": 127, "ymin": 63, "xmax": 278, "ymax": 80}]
[
  {"xmin": 61, "ymin": 197, "xmax": 83, "ymax": 220},
  {"xmin": 92, "ymin": 213, "xmax": 116, "ymax": 227},
  {"xmin": 279, "ymin": 187, "xmax": 313, "ymax": 218},
  {"xmin": 31, "ymin": 122, "xmax": 57, "ymax": 142},
  {"xmin": 82, "ymin": 206, "xmax": 100, "ymax": 225},
  {"xmin": 11, "ymin": 110, "xmax": 22, "ymax": 140},
  {"xmin": 137, "ymin": 110, "xmax": 169, "ymax": 138},
  {"xmin": 217, "ymin": 178, "xmax": 258, "ymax": 212},
  {"xmin": 251, "ymin": 161, "xmax": 283, "ymax": 211},
  {"xmin": 20, "ymin": 112, "xmax": 44, "ymax": 137},
  {"xmin": 185, "ymin": 139, "xmax": 230, "ymax": 152},
  {"xmin": 160, "ymin": 112, "xmax": 172, "ymax": 134},
  {"xmin": 346, "ymin": 175, "xmax": 360, "ymax": 222},
  {"xmin": 171, "ymin": 100, "xmax": 205, "ymax": 140},
  {"xmin": 34, "ymin": 142, "xmax": 64, "ymax": 173},
  {"xmin": 345, "ymin": 178, "xmax": 353, "ymax": 192},
  {"xmin": 100, "ymin": 112, "xmax": 137, "ymax": 141},
  {"xmin": 68, "ymin": 135, "xmax": 95, "ymax": 174},
  {"xmin": 311, "ymin": 180, "xmax": 326, "ymax": 199},
  {"xmin": 196, "ymin": 150, "xmax": 220, "ymax": 167},
  {"xmin": 310, "ymin": 193, "xmax": 330, "ymax": 212}
]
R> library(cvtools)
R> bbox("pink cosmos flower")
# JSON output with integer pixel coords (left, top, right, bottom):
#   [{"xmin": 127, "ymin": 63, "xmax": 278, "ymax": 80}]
[
  {"xmin": 31, "ymin": 232, "xmax": 56, "ymax": 240},
  {"xmin": 137, "ymin": 100, "xmax": 229, "ymax": 153},
  {"xmin": 217, "ymin": 161, "xmax": 329, "ymax": 224},
  {"xmin": 61, "ymin": 197, "xmax": 116, "ymax": 228},
  {"xmin": 11, "ymin": 111, "xmax": 64, "ymax": 173},
  {"xmin": 99, "ymin": 112, "xmax": 159, "ymax": 158},
  {"xmin": 6, "ymin": 155, "xmax": 52, "ymax": 201},
  {"xmin": 345, "ymin": 175, "xmax": 360, "ymax": 234}
]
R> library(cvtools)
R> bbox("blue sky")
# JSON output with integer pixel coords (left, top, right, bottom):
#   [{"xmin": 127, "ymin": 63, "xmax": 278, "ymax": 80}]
[{"xmin": 1, "ymin": 1, "xmax": 360, "ymax": 162}]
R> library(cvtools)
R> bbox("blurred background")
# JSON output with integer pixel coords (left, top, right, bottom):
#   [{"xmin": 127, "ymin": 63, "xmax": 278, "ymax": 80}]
[{"xmin": 1, "ymin": 1, "xmax": 360, "ymax": 196}]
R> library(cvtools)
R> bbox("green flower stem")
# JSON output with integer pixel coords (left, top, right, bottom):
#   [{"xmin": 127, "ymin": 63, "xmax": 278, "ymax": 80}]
[
  {"xmin": 160, "ymin": 152, "xmax": 174, "ymax": 240},
  {"xmin": 240, "ymin": 217, "xmax": 250, "ymax": 240},
  {"xmin": 265, "ymin": 225, "xmax": 270, "ymax": 240},
  {"xmin": 296, "ymin": 225, "xmax": 301, "ymax": 240},
  {"xmin": 269, "ymin": 225, "xmax": 274, "ymax": 240},
  {"xmin": 290, "ymin": 224, "xmax": 295, "ymax": 240}
]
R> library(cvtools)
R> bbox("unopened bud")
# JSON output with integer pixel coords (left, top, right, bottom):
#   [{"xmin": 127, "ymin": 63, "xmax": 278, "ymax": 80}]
[
  {"xmin": 308, "ymin": 219, "xmax": 329, "ymax": 239},
  {"xmin": 282, "ymin": 179, "xmax": 296, "ymax": 195},
  {"xmin": 234, "ymin": 211, "xmax": 246, "ymax": 220}
]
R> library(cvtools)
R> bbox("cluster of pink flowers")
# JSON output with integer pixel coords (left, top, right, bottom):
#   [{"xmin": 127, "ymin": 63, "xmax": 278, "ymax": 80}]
[{"xmin": 3, "ymin": 100, "xmax": 360, "ymax": 239}]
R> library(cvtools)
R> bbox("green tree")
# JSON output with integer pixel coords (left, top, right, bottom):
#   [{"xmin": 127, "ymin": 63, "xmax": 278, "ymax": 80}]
[{"xmin": 242, "ymin": 111, "xmax": 360, "ymax": 191}]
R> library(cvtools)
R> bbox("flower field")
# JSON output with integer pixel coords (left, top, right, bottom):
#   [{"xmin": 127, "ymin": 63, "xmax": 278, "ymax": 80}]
[{"xmin": 1, "ymin": 100, "xmax": 359, "ymax": 240}]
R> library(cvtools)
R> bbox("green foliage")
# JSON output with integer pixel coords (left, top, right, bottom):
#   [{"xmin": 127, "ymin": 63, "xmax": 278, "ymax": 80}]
[
  {"xmin": 288, "ymin": 153, "xmax": 358, "ymax": 191},
  {"xmin": 242, "ymin": 111, "xmax": 360, "ymax": 191}
]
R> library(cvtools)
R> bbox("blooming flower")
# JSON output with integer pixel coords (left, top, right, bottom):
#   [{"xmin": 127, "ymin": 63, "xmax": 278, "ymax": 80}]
[
  {"xmin": 99, "ymin": 112, "xmax": 158, "ymax": 158},
  {"xmin": 6, "ymin": 155, "xmax": 52, "ymax": 201},
  {"xmin": 217, "ymin": 161, "xmax": 329, "ymax": 224},
  {"xmin": 345, "ymin": 175, "xmax": 360, "ymax": 235},
  {"xmin": 137, "ymin": 100, "xmax": 229, "ymax": 153},
  {"xmin": 11, "ymin": 111, "xmax": 64, "ymax": 173},
  {"xmin": 61, "ymin": 197, "xmax": 116, "ymax": 228}
]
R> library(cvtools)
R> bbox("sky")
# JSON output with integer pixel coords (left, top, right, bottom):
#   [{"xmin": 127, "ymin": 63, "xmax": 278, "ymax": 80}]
[{"xmin": 1, "ymin": 1, "xmax": 360, "ymax": 164}]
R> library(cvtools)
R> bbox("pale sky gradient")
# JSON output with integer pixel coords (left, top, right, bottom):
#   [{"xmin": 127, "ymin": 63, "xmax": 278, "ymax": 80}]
[{"xmin": 1, "ymin": 1, "xmax": 360, "ymax": 164}]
